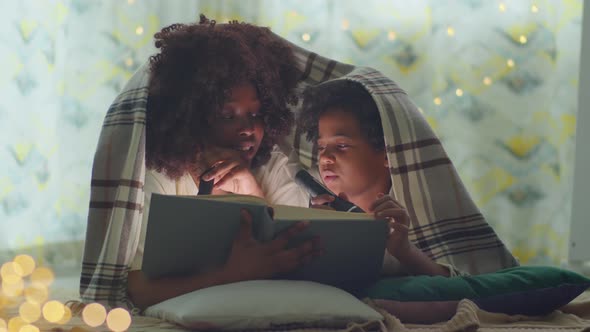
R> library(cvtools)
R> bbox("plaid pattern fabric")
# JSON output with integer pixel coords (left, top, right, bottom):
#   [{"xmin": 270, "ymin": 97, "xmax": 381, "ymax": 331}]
[
  {"xmin": 80, "ymin": 64, "xmax": 150, "ymax": 309},
  {"xmin": 81, "ymin": 36, "xmax": 517, "ymax": 309},
  {"xmin": 287, "ymin": 42, "xmax": 518, "ymax": 276}
]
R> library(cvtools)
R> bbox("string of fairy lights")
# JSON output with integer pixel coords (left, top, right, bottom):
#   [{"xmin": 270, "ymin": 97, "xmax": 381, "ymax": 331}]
[
  {"xmin": 0, "ymin": 255, "xmax": 132, "ymax": 332},
  {"xmin": 122, "ymin": 1, "xmax": 539, "ymax": 109},
  {"xmin": 295, "ymin": 2, "xmax": 536, "ymax": 108}
]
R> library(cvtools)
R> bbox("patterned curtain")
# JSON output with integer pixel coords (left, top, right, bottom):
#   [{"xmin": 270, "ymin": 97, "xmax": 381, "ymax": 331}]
[{"xmin": 0, "ymin": 0, "xmax": 582, "ymax": 266}]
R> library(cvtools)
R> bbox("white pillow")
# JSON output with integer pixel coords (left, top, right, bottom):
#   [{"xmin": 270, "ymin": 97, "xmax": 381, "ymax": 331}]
[{"xmin": 144, "ymin": 280, "xmax": 383, "ymax": 330}]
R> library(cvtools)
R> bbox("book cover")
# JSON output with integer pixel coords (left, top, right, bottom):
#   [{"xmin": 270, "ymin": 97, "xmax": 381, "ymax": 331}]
[{"xmin": 143, "ymin": 193, "xmax": 388, "ymax": 291}]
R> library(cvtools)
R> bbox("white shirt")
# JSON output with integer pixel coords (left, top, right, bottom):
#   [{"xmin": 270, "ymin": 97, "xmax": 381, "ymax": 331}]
[{"xmin": 130, "ymin": 146, "xmax": 309, "ymax": 270}]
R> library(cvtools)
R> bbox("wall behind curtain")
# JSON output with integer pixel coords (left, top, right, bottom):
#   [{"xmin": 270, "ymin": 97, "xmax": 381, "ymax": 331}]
[{"xmin": 0, "ymin": 0, "xmax": 582, "ymax": 266}]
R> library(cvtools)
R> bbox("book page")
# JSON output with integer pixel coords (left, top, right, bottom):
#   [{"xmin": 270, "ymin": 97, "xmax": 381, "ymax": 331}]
[
  {"xmin": 179, "ymin": 194, "xmax": 268, "ymax": 206},
  {"xmin": 180, "ymin": 193, "xmax": 374, "ymax": 221},
  {"xmin": 273, "ymin": 204, "xmax": 374, "ymax": 221}
]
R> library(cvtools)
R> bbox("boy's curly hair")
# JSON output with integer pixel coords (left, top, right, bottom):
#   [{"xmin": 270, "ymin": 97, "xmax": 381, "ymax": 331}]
[
  {"xmin": 146, "ymin": 15, "xmax": 301, "ymax": 179},
  {"xmin": 298, "ymin": 80, "xmax": 385, "ymax": 151}
]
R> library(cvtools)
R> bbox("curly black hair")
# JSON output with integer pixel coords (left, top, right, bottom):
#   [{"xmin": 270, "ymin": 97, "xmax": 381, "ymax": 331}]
[
  {"xmin": 146, "ymin": 15, "xmax": 301, "ymax": 179},
  {"xmin": 298, "ymin": 80, "xmax": 385, "ymax": 151}
]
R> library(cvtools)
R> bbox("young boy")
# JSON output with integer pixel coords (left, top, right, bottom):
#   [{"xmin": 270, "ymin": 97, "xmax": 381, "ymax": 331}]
[{"xmin": 299, "ymin": 80, "xmax": 456, "ymax": 277}]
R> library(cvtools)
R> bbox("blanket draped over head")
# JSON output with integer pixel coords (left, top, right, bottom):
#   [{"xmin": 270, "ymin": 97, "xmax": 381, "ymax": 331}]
[{"xmin": 80, "ymin": 33, "xmax": 518, "ymax": 309}]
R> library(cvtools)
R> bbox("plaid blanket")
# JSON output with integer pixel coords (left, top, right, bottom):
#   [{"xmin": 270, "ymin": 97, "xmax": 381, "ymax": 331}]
[{"xmin": 80, "ymin": 35, "xmax": 517, "ymax": 309}]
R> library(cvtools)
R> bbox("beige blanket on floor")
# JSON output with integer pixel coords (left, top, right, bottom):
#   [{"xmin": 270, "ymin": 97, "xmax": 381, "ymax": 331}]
[
  {"xmin": 3, "ymin": 285, "xmax": 589, "ymax": 332},
  {"xmin": 381, "ymin": 291, "xmax": 590, "ymax": 332},
  {"xmin": 400, "ymin": 299, "xmax": 590, "ymax": 332}
]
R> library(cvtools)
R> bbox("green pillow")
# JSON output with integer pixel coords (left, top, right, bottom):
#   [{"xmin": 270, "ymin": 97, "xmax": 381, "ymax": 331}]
[{"xmin": 364, "ymin": 266, "xmax": 590, "ymax": 316}]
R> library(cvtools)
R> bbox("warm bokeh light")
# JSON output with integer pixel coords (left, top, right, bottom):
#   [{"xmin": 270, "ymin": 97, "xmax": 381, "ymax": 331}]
[
  {"xmin": 42, "ymin": 301, "xmax": 65, "ymax": 323},
  {"xmin": 456, "ymin": 88, "xmax": 464, "ymax": 97},
  {"xmin": 341, "ymin": 19, "xmax": 349, "ymax": 30},
  {"xmin": 447, "ymin": 27, "xmax": 455, "ymax": 36},
  {"xmin": 19, "ymin": 302, "xmax": 41, "ymax": 323},
  {"xmin": 0, "ymin": 256, "xmax": 89, "ymax": 331},
  {"xmin": 2, "ymin": 278, "xmax": 24, "ymax": 297},
  {"xmin": 18, "ymin": 324, "xmax": 39, "ymax": 332},
  {"xmin": 433, "ymin": 97, "xmax": 442, "ymax": 105},
  {"xmin": 82, "ymin": 303, "xmax": 107, "ymax": 327},
  {"xmin": 387, "ymin": 30, "xmax": 396, "ymax": 41},
  {"xmin": 1, "ymin": 273, "xmax": 21, "ymax": 287},
  {"xmin": 13, "ymin": 256, "xmax": 35, "ymax": 277},
  {"xmin": 301, "ymin": 33, "xmax": 311, "ymax": 42},
  {"xmin": 499, "ymin": 3, "xmax": 506, "ymax": 11},
  {"xmin": 56, "ymin": 304, "xmax": 72, "ymax": 325},
  {"xmin": 106, "ymin": 308, "xmax": 132, "ymax": 332},
  {"xmin": 30, "ymin": 267, "xmax": 54, "ymax": 287},
  {"xmin": 483, "ymin": 76, "xmax": 493, "ymax": 85},
  {"xmin": 7, "ymin": 317, "xmax": 26, "ymax": 332},
  {"xmin": 519, "ymin": 35, "xmax": 527, "ymax": 44},
  {"xmin": 135, "ymin": 26, "xmax": 144, "ymax": 35},
  {"xmin": 1, "ymin": 262, "xmax": 24, "ymax": 279},
  {"xmin": 125, "ymin": 58, "xmax": 134, "ymax": 67},
  {"xmin": 507, "ymin": 59, "xmax": 515, "ymax": 67},
  {"xmin": 531, "ymin": 4, "xmax": 539, "ymax": 13},
  {"xmin": 23, "ymin": 284, "xmax": 48, "ymax": 305},
  {"xmin": 0, "ymin": 295, "xmax": 16, "ymax": 309}
]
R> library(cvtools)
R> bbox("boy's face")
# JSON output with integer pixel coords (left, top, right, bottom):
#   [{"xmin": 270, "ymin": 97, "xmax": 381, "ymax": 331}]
[{"xmin": 317, "ymin": 108, "xmax": 389, "ymax": 199}]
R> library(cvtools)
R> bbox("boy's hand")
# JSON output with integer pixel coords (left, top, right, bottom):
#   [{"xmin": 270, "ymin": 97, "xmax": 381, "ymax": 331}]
[
  {"xmin": 310, "ymin": 192, "xmax": 349, "ymax": 210},
  {"xmin": 221, "ymin": 209, "xmax": 322, "ymax": 283},
  {"xmin": 310, "ymin": 194, "xmax": 335, "ymax": 210},
  {"xmin": 371, "ymin": 193, "xmax": 412, "ymax": 258}
]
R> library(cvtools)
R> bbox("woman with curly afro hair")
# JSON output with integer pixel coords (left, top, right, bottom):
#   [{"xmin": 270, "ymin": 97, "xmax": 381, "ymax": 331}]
[{"xmin": 126, "ymin": 15, "xmax": 319, "ymax": 309}]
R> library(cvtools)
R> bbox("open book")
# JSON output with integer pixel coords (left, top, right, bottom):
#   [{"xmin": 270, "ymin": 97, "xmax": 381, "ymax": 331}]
[{"xmin": 142, "ymin": 194, "xmax": 389, "ymax": 292}]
